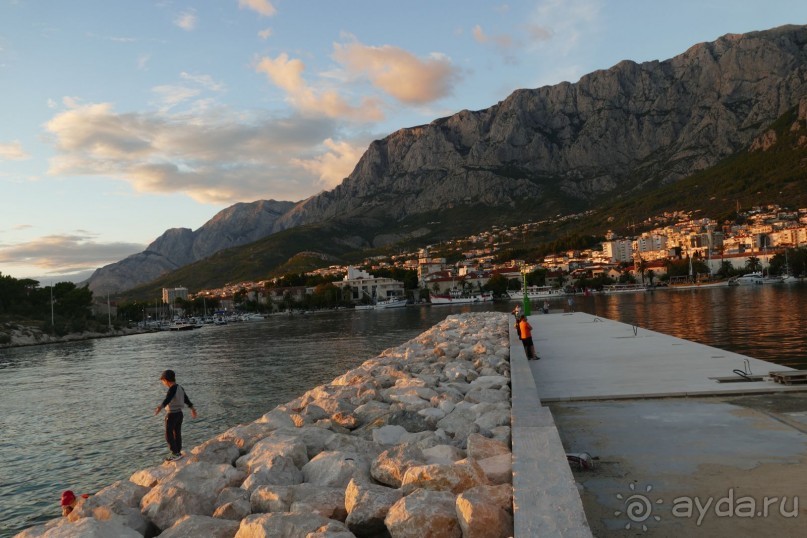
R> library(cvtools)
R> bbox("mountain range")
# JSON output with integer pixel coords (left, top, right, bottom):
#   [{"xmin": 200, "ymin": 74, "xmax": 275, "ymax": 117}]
[{"xmin": 88, "ymin": 24, "xmax": 807, "ymax": 297}]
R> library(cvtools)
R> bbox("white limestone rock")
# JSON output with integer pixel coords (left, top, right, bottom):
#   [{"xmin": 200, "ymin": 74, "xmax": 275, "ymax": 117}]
[
  {"xmin": 301, "ymin": 450, "xmax": 371, "ymax": 488},
  {"xmin": 129, "ymin": 464, "xmax": 175, "ymax": 488},
  {"xmin": 240, "ymin": 455, "xmax": 303, "ymax": 493},
  {"xmin": 216, "ymin": 422, "xmax": 278, "ymax": 452},
  {"xmin": 371, "ymin": 425, "xmax": 409, "ymax": 446},
  {"xmin": 287, "ymin": 483, "xmax": 348, "ymax": 521},
  {"xmin": 159, "ymin": 514, "xmax": 240, "ymax": 538},
  {"xmin": 466, "ymin": 434, "xmax": 510, "ymax": 460},
  {"xmin": 455, "ymin": 484, "xmax": 513, "ymax": 538},
  {"xmin": 235, "ymin": 512, "xmax": 350, "ymax": 538},
  {"xmin": 422, "ymin": 444, "xmax": 466, "ymax": 465},
  {"xmin": 475, "ymin": 454, "xmax": 512, "ymax": 485},
  {"xmin": 236, "ymin": 435, "xmax": 309, "ymax": 473},
  {"xmin": 190, "ymin": 439, "xmax": 242, "ymax": 465},
  {"xmin": 37, "ymin": 517, "xmax": 142, "ymax": 538},
  {"xmin": 384, "ymin": 489, "xmax": 461, "ymax": 538},
  {"xmin": 400, "ymin": 459, "xmax": 490, "ymax": 495},
  {"xmin": 140, "ymin": 483, "xmax": 217, "ymax": 531},
  {"xmin": 250, "ymin": 485, "xmax": 293, "ymax": 513},
  {"xmin": 343, "ymin": 478, "xmax": 402, "ymax": 537},
  {"xmin": 370, "ymin": 444, "xmax": 425, "ymax": 488}
]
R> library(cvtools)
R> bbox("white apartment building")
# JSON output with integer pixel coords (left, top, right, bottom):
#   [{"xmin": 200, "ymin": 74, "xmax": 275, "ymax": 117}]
[
  {"xmin": 162, "ymin": 287, "xmax": 189, "ymax": 304},
  {"xmin": 334, "ymin": 266, "xmax": 404, "ymax": 303},
  {"xmin": 635, "ymin": 234, "xmax": 667, "ymax": 253},
  {"xmin": 602, "ymin": 240, "xmax": 634, "ymax": 263}
]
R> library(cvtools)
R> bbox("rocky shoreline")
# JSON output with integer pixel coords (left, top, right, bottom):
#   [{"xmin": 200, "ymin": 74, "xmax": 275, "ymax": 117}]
[
  {"xmin": 16, "ymin": 312, "xmax": 513, "ymax": 538},
  {"xmin": 0, "ymin": 322, "xmax": 149, "ymax": 349}
]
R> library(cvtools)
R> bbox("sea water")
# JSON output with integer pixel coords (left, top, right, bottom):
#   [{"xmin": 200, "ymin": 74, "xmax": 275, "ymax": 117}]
[{"xmin": 1, "ymin": 285, "xmax": 805, "ymax": 536}]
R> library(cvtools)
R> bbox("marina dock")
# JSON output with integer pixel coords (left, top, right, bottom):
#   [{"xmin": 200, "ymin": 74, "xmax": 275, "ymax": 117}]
[{"xmin": 512, "ymin": 311, "xmax": 807, "ymax": 537}]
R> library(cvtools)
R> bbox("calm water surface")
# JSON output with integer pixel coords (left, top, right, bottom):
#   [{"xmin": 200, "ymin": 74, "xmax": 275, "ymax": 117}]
[{"xmin": 1, "ymin": 286, "xmax": 806, "ymax": 536}]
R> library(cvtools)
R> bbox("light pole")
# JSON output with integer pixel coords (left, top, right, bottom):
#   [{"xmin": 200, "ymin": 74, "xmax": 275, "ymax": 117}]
[{"xmin": 521, "ymin": 265, "xmax": 531, "ymax": 315}]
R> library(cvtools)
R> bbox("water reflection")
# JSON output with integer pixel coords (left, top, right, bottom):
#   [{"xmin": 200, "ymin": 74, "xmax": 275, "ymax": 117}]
[{"xmin": 1, "ymin": 289, "xmax": 805, "ymax": 535}]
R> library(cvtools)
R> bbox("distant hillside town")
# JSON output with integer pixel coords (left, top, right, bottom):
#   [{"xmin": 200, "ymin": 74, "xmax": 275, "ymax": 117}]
[{"xmin": 149, "ymin": 204, "xmax": 806, "ymax": 314}]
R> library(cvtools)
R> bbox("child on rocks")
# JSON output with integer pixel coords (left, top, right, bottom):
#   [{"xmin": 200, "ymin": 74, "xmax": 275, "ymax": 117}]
[{"xmin": 154, "ymin": 369, "xmax": 197, "ymax": 462}]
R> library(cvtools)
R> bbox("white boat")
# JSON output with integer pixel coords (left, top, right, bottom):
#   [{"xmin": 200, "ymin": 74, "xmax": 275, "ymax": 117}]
[
  {"xmin": 374, "ymin": 297, "xmax": 408, "ymax": 309},
  {"xmin": 430, "ymin": 288, "xmax": 493, "ymax": 305},
  {"xmin": 354, "ymin": 304, "xmax": 375, "ymax": 311},
  {"xmin": 240, "ymin": 313, "xmax": 265, "ymax": 321},
  {"xmin": 601, "ymin": 283, "xmax": 648, "ymax": 294},
  {"xmin": 507, "ymin": 286, "xmax": 565, "ymax": 300},
  {"xmin": 730, "ymin": 272, "xmax": 764, "ymax": 285},
  {"xmin": 661, "ymin": 276, "xmax": 731, "ymax": 290}
]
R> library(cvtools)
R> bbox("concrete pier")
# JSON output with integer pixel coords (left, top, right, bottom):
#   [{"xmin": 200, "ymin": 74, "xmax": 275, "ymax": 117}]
[{"xmin": 513, "ymin": 311, "xmax": 807, "ymax": 537}]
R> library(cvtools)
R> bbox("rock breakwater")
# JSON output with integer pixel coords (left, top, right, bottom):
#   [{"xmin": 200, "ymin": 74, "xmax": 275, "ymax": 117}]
[{"xmin": 16, "ymin": 312, "xmax": 513, "ymax": 538}]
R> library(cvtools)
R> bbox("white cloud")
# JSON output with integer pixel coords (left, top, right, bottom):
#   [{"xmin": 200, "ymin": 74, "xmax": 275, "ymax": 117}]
[
  {"xmin": 258, "ymin": 27, "xmax": 272, "ymax": 40},
  {"xmin": 239, "ymin": 0, "xmax": 276, "ymax": 17},
  {"xmin": 180, "ymin": 72, "xmax": 226, "ymax": 92},
  {"xmin": 44, "ymin": 100, "xmax": 346, "ymax": 204},
  {"xmin": 0, "ymin": 233, "xmax": 144, "ymax": 282},
  {"xmin": 472, "ymin": 25, "xmax": 514, "ymax": 49},
  {"xmin": 255, "ymin": 53, "xmax": 384, "ymax": 121},
  {"xmin": 332, "ymin": 41, "xmax": 461, "ymax": 105},
  {"xmin": 291, "ymin": 138, "xmax": 368, "ymax": 191},
  {"xmin": 137, "ymin": 54, "xmax": 151, "ymax": 70},
  {"xmin": 175, "ymin": 9, "xmax": 197, "ymax": 31},
  {"xmin": 0, "ymin": 140, "xmax": 30, "ymax": 160}
]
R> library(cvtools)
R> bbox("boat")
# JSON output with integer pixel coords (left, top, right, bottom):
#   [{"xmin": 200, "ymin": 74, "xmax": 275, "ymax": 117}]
[
  {"xmin": 601, "ymin": 283, "xmax": 648, "ymax": 294},
  {"xmin": 729, "ymin": 272, "xmax": 764, "ymax": 285},
  {"xmin": 660, "ymin": 276, "xmax": 731, "ymax": 290},
  {"xmin": 374, "ymin": 297, "xmax": 408, "ymax": 309},
  {"xmin": 430, "ymin": 288, "xmax": 494, "ymax": 305},
  {"xmin": 240, "ymin": 313, "xmax": 266, "ymax": 321},
  {"xmin": 354, "ymin": 304, "xmax": 375, "ymax": 311},
  {"xmin": 507, "ymin": 286, "xmax": 565, "ymax": 300}
]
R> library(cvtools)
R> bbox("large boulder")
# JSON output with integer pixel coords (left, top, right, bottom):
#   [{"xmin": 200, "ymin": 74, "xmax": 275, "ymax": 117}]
[
  {"xmin": 140, "ymin": 484, "xmax": 217, "ymax": 531},
  {"xmin": 301, "ymin": 450, "xmax": 371, "ymax": 488},
  {"xmin": 159, "ymin": 515, "xmax": 240, "ymax": 538},
  {"xmin": 370, "ymin": 444, "xmax": 425, "ymax": 488},
  {"xmin": 344, "ymin": 478, "xmax": 402, "ymax": 537},
  {"xmin": 234, "ymin": 512, "xmax": 351, "ymax": 538},
  {"xmin": 400, "ymin": 460, "xmax": 490, "ymax": 495},
  {"xmin": 240, "ymin": 455, "xmax": 303, "ymax": 493},
  {"xmin": 466, "ymin": 434, "xmax": 510, "ymax": 460},
  {"xmin": 236, "ymin": 435, "xmax": 309, "ymax": 474},
  {"xmin": 384, "ymin": 489, "xmax": 461, "ymax": 538},
  {"xmin": 455, "ymin": 484, "xmax": 513, "ymax": 538},
  {"xmin": 190, "ymin": 439, "xmax": 242, "ymax": 465},
  {"xmin": 216, "ymin": 422, "xmax": 278, "ymax": 452},
  {"xmin": 35, "ymin": 517, "xmax": 142, "ymax": 538}
]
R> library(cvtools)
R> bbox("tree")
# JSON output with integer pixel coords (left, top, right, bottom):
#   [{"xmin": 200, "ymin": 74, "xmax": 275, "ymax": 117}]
[
  {"xmin": 483, "ymin": 274, "xmax": 509, "ymax": 296},
  {"xmin": 745, "ymin": 256, "xmax": 762, "ymax": 273}
]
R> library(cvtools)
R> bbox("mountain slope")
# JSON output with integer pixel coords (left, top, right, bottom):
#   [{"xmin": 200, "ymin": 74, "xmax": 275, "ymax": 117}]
[
  {"xmin": 86, "ymin": 200, "xmax": 295, "ymax": 295},
  {"xmin": 101, "ymin": 24, "xmax": 807, "ymax": 296},
  {"xmin": 272, "ymin": 25, "xmax": 807, "ymax": 232}
]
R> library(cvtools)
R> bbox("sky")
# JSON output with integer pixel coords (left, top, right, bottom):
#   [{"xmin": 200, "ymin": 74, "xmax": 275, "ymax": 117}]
[{"xmin": 1, "ymin": 1, "xmax": 805, "ymax": 285}]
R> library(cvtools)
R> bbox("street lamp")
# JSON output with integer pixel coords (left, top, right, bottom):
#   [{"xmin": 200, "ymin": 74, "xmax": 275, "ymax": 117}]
[{"xmin": 521, "ymin": 264, "xmax": 531, "ymax": 315}]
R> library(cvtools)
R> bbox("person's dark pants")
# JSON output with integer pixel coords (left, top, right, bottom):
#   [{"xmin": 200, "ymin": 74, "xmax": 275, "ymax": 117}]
[
  {"xmin": 165, "ymin": 411, "xmax": 184, "ymax": 454},
  {"xmin": 522, "ymin": 336, "xmax": 535, "ymax": 358}
]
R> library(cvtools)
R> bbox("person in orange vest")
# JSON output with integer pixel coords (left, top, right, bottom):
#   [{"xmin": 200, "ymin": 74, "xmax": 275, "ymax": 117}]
[{"xmin": 518, "ymin": 315, "xmax": 539, "ymax": 360}]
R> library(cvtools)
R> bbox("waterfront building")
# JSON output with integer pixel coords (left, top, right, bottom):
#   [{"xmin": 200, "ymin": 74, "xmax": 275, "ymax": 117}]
[
  {"xmin": 162, "ymin": 286, "xmax": 189, "ymax": 304},
  {"xmin": 335, "ymin": 266, "xmax": 405, "ymax": 303}
]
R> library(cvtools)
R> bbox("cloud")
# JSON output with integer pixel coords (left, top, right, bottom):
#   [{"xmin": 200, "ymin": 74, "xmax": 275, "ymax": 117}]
[
  {"xmin": 0, "ymin": 140, "xmax": 30, "ymax": 160},
  {"xmin": 44, "ymin": 100, "xmax": 356, "ymax": 204},
  {"xmin": 239, "ymin": 0, "xmax": 276, "ymax": 17},
  {"xmin": 138, "ymin": 54, "xmax": 151, "ymax": 70},
  {"xmin": 258, "ymin": 27, "xmax": 272, "ymax": 40},
  {"xmin": 291, "ymin": 138, "xmax": 368, "ymax": 191},
  {"xmin": 0, "ymin": 233, "xmax": 144, "ymax": 282},
  {"xmin": 255, "ymin": 53, "xmax": 384, "ymax": 121},
  {"xmin": 472, "ymin": 25, "xmax": 514, "ymax": 49},
  {"xmin": 333, "ymin": 42, "xmax": 461, "ymax": 104},
  {"xmin": 175, "ymin": 9, "xmax": 197, "ymax": 31}
]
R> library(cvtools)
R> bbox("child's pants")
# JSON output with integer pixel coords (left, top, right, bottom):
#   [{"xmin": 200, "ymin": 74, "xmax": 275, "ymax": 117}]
[{"xmin": 165, "ymin": 411, "xmax": 184, "ymax": 454}]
